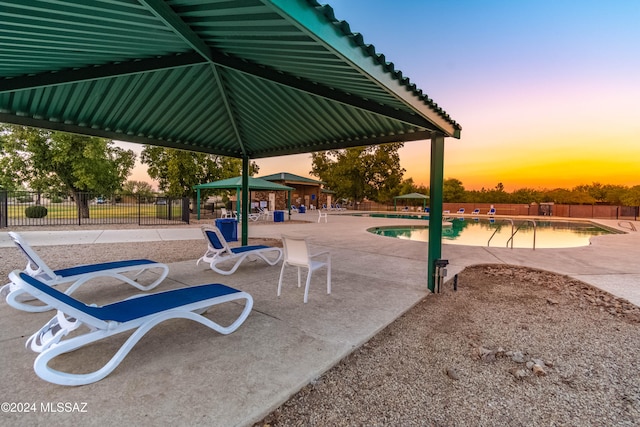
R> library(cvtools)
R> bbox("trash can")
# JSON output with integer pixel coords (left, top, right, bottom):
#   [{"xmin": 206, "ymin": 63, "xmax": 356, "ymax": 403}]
[
  {"xmin": 274, "ymin": 210, "xmax": 285, "ymax": 223},
  {"xmin": 215, "ymin": 218, "xmax": 238, "ymax": 242},
  {"xmin": 298, "ymin": 205, "xmax": 306, "ymax": 213}
]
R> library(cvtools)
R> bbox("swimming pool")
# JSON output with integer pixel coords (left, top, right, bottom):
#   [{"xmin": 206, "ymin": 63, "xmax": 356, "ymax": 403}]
[{"xmin": 367, "ymin": 218, "xmax": 620, "ymax": 248}]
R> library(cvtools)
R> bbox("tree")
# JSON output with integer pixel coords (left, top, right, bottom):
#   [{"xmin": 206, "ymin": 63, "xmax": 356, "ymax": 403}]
[
  {"xmin": 542, "ymin": 187, "xmax": 593, "ymax": 204},
  {"xmin": 574, "ymin": 182, "xmax": 607, "ymax": 203},
  {"xmin": 140, "ymin": 146, "xmax": 259, "ymax": 199},
  {"xmin": 311, "ymin": 143, "xmax": 405, "ymax": 203},
  {"xmin": 0, "ymin": 124, "xmax": 135, "ymax": 217},
  {"xmin": 602, "ymin": 184, "xmax": 628, "ymax": 205},
  {"xmin": 621, "ymin": 185, "xmax": 640, "ymax": 206},
  {"xmin": 485, "ymin": 182, "xmax": 510, "ymax": 203},
  {"xmin": 442, "ymin": 178, "xmax": 465, "ymax": 202},
  {"xmin": 510, "ymin": 188, "xmax": 542, "ymax": 204},
  {"xmin": 397, "ymin": 178, "xmax": 428, "ymax": 198},
  {"xmin": 121, "ymin": 180, "xmax": 155, "ymax": 202}
]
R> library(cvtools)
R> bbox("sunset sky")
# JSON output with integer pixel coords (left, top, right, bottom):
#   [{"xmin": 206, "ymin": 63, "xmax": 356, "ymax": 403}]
[{"xmin": 126, "ymin": 0, "xmax": 640, "ymax": 192}]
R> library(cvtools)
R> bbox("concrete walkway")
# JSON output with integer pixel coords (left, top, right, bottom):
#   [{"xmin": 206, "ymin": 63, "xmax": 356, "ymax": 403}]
[{"xmin": 1, "ymin": 214, "xmax": 638, "ymax": 426}]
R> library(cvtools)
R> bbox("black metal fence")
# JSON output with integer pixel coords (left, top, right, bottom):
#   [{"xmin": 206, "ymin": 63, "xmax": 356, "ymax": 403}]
[{"xmin": 0, "ymin": 191, "xmax": 189, "ymax": 228}]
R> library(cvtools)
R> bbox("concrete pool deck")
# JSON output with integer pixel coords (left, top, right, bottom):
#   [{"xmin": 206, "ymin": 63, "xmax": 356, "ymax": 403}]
[{"xmin": 1, "ymin": 213, "xmax": 638, "ymax": 426}]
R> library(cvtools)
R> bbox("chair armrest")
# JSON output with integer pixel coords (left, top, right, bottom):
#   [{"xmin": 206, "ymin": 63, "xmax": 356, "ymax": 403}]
[{"xmin": 309, "ymin": 250, "xmax": 331, "ymax": 261}]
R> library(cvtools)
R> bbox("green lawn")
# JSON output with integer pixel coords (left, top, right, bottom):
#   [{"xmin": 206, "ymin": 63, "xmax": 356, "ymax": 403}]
[{"xmin": 7, "ymin": 203, "xmax": 183, "ymax": 219}]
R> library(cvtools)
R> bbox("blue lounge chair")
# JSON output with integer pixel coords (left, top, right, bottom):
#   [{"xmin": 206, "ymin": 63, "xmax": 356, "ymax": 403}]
[
  {"xmin": 487, "ymin": 207, "xmax": 496, "ymax": 216},
  {"xmin": 197, "ymin": 225, "xmax": 282, "ymax": 275},
  {"xmin": 8, "ymin": 270, "xmax": 253, "ymax": 386},
  {"xmin": 456, "ymin": 208, "xmax": 465, "ymax": 215},
  {"xmin": 471, "ymin": 208, "xmax": 481, "ymax": 215},
  {"xmin": 1, "ymin": 232, "xmax": 169, "ymax": 313}
]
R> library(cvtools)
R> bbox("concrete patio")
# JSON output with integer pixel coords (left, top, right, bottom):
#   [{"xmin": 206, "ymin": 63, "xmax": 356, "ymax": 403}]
[{"xmin": 1, "ymin": 213, "xmax": 638, "ymax": 426}]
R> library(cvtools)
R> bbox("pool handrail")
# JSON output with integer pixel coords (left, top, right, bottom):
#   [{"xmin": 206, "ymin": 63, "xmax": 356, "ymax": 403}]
[
  {"xmin": 506, "ymin": 219, "xmax": 537, "ymax": 250},
  {"xmin": 488, "ymin": 218, "xmax": 513, "ymax": 248}
]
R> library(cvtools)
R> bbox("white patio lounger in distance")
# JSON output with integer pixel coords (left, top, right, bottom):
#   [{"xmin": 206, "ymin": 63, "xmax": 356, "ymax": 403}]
[
  {"xmin": 1, "ymin": 231, "xmax": 169, "ymax": 313},
  {"xmin": 8, "ymin": 270, "xmax": 253, "ymax": 386},
  {"xmin": 196, "ymin": 225, "xmax": 283, "ymax": 275}
]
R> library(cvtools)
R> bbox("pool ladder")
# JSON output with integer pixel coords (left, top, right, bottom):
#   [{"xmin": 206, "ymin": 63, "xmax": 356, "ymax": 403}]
[
  {"xmin": 487, "ymin": 218, "xmax": 537, "ymax": 249},
  {"xmin": 618, "ymin": 221, "xmax": 637, "ymax": 232}
]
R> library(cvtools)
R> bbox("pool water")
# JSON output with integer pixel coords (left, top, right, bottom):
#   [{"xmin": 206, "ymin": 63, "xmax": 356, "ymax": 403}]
[{"xmin": 367, "ymin": 218, "xmax": 619, "ymax": 248}]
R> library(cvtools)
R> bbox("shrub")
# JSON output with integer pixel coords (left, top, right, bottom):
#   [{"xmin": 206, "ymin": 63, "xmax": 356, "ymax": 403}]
[
  {"xmin": 25, "ymin": 205, "xmax": 48, "ymax": 218},
  {"xmin": 17, "ymin": 195, "xmax": 33, "ymax": 203}
]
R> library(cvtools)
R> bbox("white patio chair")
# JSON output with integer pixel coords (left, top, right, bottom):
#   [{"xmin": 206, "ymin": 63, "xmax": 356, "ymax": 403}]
[
  {"xmin": 220, "ymin": 208, "xmax": 236, "ymax": 219},
  {"xmin": 259, "ymin": 207, "xmax": 273, "ymax": 221},
  {"xmin": 318, "ymin": 209, "xmax": 328, "ymax": 223},
  {"xmin": 278, "ymin": 235, "xmax": 331, "ymax": 303}
]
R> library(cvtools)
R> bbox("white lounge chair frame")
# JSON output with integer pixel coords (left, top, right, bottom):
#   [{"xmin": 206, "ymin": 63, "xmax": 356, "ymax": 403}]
[
  {"xmin": 278, "ymin": 234, "xmax": 331, "ymax": 303},
  {"xmin": 1, "ymin": 232, "xmax": 169, "ymax": 313},
  {"xmin": 8, "ymin": 270, "xmax": 253, "ymax": 386},
  {"xmin": 318, "ymin": 209, "xmax": 328, "ymax": 223},
  {"xmin": 196, "ymin": 225, "xmax": 282, "ymax": 275}
]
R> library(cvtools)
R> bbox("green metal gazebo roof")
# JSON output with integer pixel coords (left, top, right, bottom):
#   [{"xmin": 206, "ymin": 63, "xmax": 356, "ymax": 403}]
[
  {"xmin": 394, "ymin": 192, "xmax": 430, "ymax": 200},
  {"xmin": 1, "ymin": 0, "xmax": 460, "ymax": 292},
  {"xmin": 0, "ymin": 0, "xmax": 460, "ymax": 159},
  {"xmin": 259, "ymin": 172, "xmax": 324, "ymax": 185},
  {"xmin": 193, "ymin": 176, "xmax": 294, "ymax": 191},
  {"xmin": 394, "ymin": 192, "xmax": 429, "ymax": 211},
  {"xmin": 192, "ymin": 176, "xmax": 294, "ymax": 219}
]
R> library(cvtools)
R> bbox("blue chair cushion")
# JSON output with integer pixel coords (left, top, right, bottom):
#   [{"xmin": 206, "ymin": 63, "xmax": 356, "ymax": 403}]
[
  {"xmin": 54, "ymin": 259, "xmax": 158, "ymax": 277},
  {"xmin": 19, "ymin": 273, "xmax": 240, "ymax": 323},
  {"xmin": 230, "ymin": 245, "xmax": 270, "ymax": 254}
]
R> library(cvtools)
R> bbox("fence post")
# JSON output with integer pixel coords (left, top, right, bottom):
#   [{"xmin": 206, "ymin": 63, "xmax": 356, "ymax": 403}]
[
  {"xmin": 0, "ymin": 190, "xmax": 7, "ymax": 228},
  {"xmin": 182, "ymin": 197, "xmax": 190, "ymax": 224},
  {"xmin": 138, "ymin": 194, "xmax": 141, "ymax": 226}
]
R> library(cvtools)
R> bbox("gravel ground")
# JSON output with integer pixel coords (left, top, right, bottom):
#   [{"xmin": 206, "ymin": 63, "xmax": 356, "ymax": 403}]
[
  {"xmin": 2, "ymin": 232, "xmax": 639, "ymax": 426},
  {"xmin": 255, "ymin": 265, "xmax": 640, "ymax": 427}
]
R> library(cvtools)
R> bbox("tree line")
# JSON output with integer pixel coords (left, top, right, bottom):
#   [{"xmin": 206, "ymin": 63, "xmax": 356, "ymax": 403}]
[
  {"xmin": 0, "ymin": 125, "xmax": 257, "ymax": 217},
  {"xmin": 438, "ymin": 179, "xmax": 640, "ymax": 206},
  {"xmin": 310, "ymin": 145, "xmax": 640, "ymax": 206},
  {"xmin": 3, "ymin": 125, "xmax": 639, "ymax": 219}
]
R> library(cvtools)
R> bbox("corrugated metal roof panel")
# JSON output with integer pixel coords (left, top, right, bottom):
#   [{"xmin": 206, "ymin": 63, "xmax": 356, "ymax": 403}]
[{"xmin": 0, "ymin": 0, "xmax": 461, "ymax": 159}]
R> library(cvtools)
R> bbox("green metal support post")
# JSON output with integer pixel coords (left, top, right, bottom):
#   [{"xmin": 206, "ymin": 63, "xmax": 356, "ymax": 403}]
[
  {"xmin": 235, "ymin": 188, "xmax": 240, "ymax": 219},
  {"xmin": 196, "ymin": 189, "xmax": 201, "ymax": 220},
  {"xmin": 427, "ymin": 133, "xmax": 445, "ymax": 292},
  {"xmin": 241, "ymin": 156, "xmax": 249, "ymax": 246}
]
